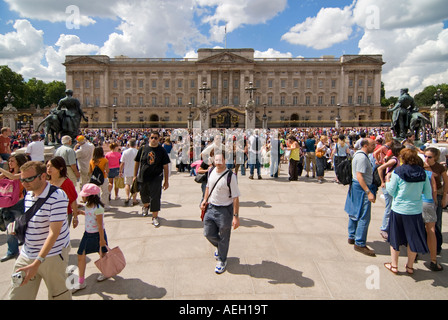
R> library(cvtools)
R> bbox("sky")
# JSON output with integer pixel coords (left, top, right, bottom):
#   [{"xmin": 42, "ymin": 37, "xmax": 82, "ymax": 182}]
[{"xmin": 0, "ymin": 0, "xmax": 447, "ymax": 98}]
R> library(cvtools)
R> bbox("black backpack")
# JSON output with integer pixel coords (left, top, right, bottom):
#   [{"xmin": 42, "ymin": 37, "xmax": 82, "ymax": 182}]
[
  {"xmin": 90, "ymin": 165, "xmax": 105, "ymax": 186},
  {"xmin": 336, "ymin": 152, "xmax": 380, "ymax": 187},
  {"xmin": 336, "ymin": 158, "xmax": 353, "ymax": 185}
]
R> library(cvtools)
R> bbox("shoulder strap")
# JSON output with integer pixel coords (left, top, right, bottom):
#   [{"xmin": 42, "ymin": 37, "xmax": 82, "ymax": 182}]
[
  {"xmin": 205, "ymin": 169, "xmax": 229, "ymax": 202},
  {"xmin": 24, "ymin": 185, "xmax": 59, "ymax": 224}
]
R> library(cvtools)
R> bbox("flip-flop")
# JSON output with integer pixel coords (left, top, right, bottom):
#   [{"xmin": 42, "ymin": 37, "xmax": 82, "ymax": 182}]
[{"xmin": 384, "ymin": 262, "xmax": 398, "ymax": 274}]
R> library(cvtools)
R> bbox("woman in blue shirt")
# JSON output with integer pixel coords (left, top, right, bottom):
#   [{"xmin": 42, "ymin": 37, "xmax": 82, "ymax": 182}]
[{"xmin": 384, "ymin": 148, "xmax": 431, "ymax": 275}]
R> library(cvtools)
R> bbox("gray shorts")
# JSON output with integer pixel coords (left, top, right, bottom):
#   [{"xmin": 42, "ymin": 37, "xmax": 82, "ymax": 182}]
[{"xmin": 422, "ymin": 202, "xmax": 437, "ymax": 223}]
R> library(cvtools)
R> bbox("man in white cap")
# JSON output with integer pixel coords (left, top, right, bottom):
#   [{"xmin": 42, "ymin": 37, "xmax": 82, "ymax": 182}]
[{"xmin": 74, "ymin": 135, "xmax": 94, "ymax": 190}]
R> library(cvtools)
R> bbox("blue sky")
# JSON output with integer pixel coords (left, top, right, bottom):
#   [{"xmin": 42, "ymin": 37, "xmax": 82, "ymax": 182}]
[{"xmin": 0, "ymin": 0, "xmax": 447, "ymax": 97}]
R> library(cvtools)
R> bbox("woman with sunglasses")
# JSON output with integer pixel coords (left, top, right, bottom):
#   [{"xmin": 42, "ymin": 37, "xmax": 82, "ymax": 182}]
[
  {"xmin": 46, "ymin": 156, "xmax": 79, "ymax": 228},
  {"xmin": 422, "ymin": 147, "xmax": 446, "ymax": 271}
]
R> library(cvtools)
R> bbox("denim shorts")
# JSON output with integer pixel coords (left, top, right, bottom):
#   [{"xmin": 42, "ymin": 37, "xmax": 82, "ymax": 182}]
[
  {"xmin": 108, "ymin": 167, "xmax": 119, "ymax": 178},
  {"xmin": 422, "ymin": 202, "xmax": 437, "ymax": 223}
]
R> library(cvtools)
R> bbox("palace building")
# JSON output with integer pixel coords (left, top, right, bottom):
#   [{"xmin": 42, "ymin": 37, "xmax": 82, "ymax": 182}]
[{"xmin": 63, "ymin": 48, "xmax": 385, "ymax": 129}]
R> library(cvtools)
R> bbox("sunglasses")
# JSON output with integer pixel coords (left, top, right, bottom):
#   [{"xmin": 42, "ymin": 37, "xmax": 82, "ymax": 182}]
[
  {"xmin": 150, "ymin": 136, "xmax": 159, "ymax": 140},
  {"xmin": 424, "ymin": 155, "xmax": 433, "ymax": 159},
  {"xmin": 20, "ymin": 173, "xmax": 42, "ymax": 183}
]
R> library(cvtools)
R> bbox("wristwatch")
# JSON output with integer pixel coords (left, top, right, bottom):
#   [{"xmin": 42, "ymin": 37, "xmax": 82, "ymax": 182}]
[
  {"xmin": 233, "ymin": 213, "xmax": 239, "ymax": 217},
  {"xmin": 36, "ymin": 256, "xmax": 45, "ymax": 263}
]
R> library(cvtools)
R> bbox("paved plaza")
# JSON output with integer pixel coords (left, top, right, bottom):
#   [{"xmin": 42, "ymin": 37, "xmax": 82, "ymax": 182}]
[{"xmin": 0, "ymin": 165, "xmax": 447, "ymax": 301}]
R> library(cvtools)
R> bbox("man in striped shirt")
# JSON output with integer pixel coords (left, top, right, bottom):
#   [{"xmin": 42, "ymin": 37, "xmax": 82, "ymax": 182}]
[{"xmin": 9, "ymin": 161, "xmax": 71, "ymax": 300}]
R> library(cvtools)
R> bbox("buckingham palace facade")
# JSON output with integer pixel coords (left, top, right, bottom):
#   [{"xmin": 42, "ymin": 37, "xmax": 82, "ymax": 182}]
[{"xmin": 63, "ymin": 48, "xmax": 385, "ymax": 129}]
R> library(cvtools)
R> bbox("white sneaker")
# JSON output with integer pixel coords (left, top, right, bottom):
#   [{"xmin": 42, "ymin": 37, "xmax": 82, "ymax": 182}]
[
  {"xmin": 71, "ymin": 281, "xmax": 87, "ymax": 293},
  {"xmin": 215, "ymin": 260, "xmax": 227, "ymax": 274},
  {"xmin": 152, "ymin": 217, "xmax": 160, "ymax": 227},
  {"xmin": 96, "ymin": 274, "xmax": 109, "ymax": 282},
  {"xmin": 142, "ymin": 206, "xmax": 149, "ymax": 216},
  {"xmin": 214, "ymin": 250, "xmax": 219, "ymax": 260}
]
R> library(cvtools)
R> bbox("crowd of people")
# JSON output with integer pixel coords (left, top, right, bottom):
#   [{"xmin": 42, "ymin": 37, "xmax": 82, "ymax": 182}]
[{"xmin": 0, "ymin": 123, "xmax": 446, "ymax": 299}]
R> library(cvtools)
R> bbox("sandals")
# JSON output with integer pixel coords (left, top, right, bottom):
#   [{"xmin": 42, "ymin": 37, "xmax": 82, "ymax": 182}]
[
  {"xmin": 405, "ymin": 264, "xmax": 414, "ymax": 275},
  {"xmin": 384, "ymin": 262, "xmax": 398, "ymax": 274},
  {"xmin": 429, "ymin": 261, "xmax": 444, "ymax": 272}
]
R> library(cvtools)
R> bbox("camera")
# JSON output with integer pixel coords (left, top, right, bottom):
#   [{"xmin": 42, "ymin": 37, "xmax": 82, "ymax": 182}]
[{"xmin": 11, "ymin": 271, "xmax": 24, "ymax": 288}]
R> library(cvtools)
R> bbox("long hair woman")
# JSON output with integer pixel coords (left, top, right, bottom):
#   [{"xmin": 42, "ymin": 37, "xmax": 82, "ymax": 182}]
[
  {"xmin": 89, "ymin": 146, "xmax": 110, "ymax": 210},
  {"xmin": 47, "ymin": 156, "xmax": 79, "ymax": 227}
]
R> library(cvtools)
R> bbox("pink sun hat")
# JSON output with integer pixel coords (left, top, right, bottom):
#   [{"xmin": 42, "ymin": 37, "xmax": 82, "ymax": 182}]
[{"xmin": 79, "ymin": 183, "xmax": 101, "ymax": 197}]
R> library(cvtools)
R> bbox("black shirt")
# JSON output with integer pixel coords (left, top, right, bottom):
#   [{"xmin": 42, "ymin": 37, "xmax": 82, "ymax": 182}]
[{"xmin": 135, "ymin": 144, "xmax": 170, "ymax": 182}]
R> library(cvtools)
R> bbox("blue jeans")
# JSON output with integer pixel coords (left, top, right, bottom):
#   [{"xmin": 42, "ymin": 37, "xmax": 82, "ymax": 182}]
[
  {"xmin": 380, "ymin": 187, "xmax": 393, "ymax": 231},
  {"xmin": 249, "ymin": 159, "xmax": 261, "ymax": 177},
  {"xmin": 203, "ymin": 203, "xmax": 234, "ymax": 263},
  {"xmin": 348, "ymin": 192, "xmax": 372, "ymax": 247}
]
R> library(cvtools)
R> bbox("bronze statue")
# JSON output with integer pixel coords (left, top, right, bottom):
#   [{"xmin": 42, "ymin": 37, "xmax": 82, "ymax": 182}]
[
  {"xmin": 37, "ymin": 89, "xmax": 88, "ymax": 145},
  {"xmin": 388, "ymin": 88, "xmax": 418, "ymax": 139}
]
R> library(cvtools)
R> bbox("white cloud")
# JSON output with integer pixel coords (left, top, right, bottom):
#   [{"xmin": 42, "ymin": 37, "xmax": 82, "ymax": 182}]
[
  {"xmin": 281, "ymin": 5, "xmax": 354, "ymax": 50},
  {"xmin": 0, "ymin": 20, "xmax": 99, "ymax": 82},
  {"xmin": 354, "ymin": 0, "xmax": 448, "ymax": 97},
  {"xmin": 281, "ymin": 0, "xmax": 448, "ymax": 97},
  {"xmin": 254, "ymin": 48, "xmax": 293, "ymax": 58},
  {"xmin": 4, "ymin": 0, "xmax": 116, "ymax": 26},
  {"xmin": 197, "ymin": 0, "xmax": 287, "ymax": 42},
  {"xmin": 0, "ymin": 19, "xmax": 44, "ymax": 59},
  {"xmin": 100, "ymin": 0, "xmax": 206, "ymax": 57}
]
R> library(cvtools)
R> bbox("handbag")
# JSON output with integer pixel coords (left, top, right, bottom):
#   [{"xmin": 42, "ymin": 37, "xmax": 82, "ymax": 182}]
[
  {"xmin": 0, "ymin": 179, "xmax": 20, "ymax": 208},
  {"xmin": 130, "ymin": 178, "xmax": 139, "ymax": 195},
  {"xmin": 194, "ymin": 173, "xmax": 206, "ymax": 184},
  {"xmin": 94, "ymin": 245, "xmax": 126, "ymax": 278},
  {"xmin": 316, "ymin": 150, "xmax": 325, "ymax": 158},
  {"xmin": 200, "ymin": 169, "xmax": 229, "ymax": 221},
  {"xmin": 114, "ymin": 176, "xmax": 125, "ymax": 189}
]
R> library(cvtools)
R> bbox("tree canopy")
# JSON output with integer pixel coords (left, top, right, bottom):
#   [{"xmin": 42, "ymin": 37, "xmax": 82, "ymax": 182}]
[{"xmin": 0, "ymin": 66, "xmax": 66, "ymax": 110}]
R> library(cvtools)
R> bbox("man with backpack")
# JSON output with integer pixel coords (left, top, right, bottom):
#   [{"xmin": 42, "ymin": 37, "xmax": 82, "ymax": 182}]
[
  {"xmin": 201, "ymin": 152, "xmax": 241, "ymax": 274},
  {"xmin": 344, "ymin": 138, "xmax": 377, "ymax": 257}
]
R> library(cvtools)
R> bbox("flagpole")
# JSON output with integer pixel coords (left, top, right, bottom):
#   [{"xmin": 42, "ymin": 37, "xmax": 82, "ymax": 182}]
[{"xmin": 225, "ymin": 24, "xmax": 227, "ymax": 49}]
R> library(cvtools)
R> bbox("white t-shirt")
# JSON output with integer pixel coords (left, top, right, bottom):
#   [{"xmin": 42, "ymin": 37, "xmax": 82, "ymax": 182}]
[
  {"xmin": 207, "ymin": 168, "xmax": 241, "ymax": 206},
  {"xmin": 120, "ymin": 147, "xmax": 138, "ymax": 177},
  {"xmin": 26, "ymin": 140, "xmax": 45, "ymax": 162}
]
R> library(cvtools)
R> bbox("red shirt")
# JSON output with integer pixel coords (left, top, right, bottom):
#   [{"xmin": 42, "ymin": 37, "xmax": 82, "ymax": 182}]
[
  {"xmin": 60, "ymin": 178, "xmax": 78, "ymax": 214},
  {"xmin": 0, "ymin": 135, "xmax": 10, "ymax": 154}
]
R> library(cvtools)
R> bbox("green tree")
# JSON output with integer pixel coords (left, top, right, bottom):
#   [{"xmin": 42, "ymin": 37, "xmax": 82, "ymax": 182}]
[
  {"xmin": 0, "ymin": 65, "xmax": 27, "ymax": 109},
  {"xmin": 414, "ymin": 84, "xmax": 448, "ymax": 107},
  {"xmin": 24, "ymin": 77, "xmax": 47, "ymax": 107},
  {"xmin": 44, "ymin": 81, "xmax": 66, "ymax": 106}
]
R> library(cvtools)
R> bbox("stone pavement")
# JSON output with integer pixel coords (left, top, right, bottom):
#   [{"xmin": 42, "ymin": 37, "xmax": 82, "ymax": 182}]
[{"xmin": 0, "ymin": 165, "xmax": 447, "ymax": 300}]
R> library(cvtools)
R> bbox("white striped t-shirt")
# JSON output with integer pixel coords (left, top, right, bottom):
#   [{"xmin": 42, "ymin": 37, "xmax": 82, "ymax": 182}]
[{"xmin": 21, "ymin": 183, "xmax": 70, "ymax": 259}]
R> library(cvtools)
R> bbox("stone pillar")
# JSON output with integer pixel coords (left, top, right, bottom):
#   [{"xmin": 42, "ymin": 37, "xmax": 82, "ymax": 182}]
[
  {"xmin": 245, "ymin": 100, "xmax": 256, "ymax": 129},
  {"xmin": 198, "ymin": 100, "xmax": 210, "ymax": 130},
  {"xmin": 33, "ymin": 106, "xmax": 44, "ymax": 131},
  {"xmin": 2, "ymin": 104, "xmax": 17, "ymax": 131},
  {"xmin": 431, "ymin": 102, "xmax": 445, "ymax": 129}
]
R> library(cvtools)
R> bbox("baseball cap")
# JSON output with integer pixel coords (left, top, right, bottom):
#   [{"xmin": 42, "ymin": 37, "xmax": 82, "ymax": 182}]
[
  {"xmin": 79, "ymin": 183, "xmax": 101, "ymax": 197},
  {"xmin": 76, "ymin": 135, "xmax": 86, "ymax": 142}
]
